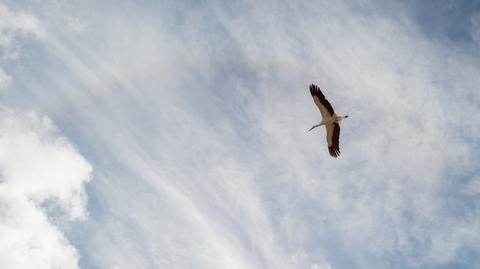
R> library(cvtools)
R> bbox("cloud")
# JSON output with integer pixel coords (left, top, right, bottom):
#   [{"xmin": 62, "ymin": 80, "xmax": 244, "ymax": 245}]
[
  {"xmin": 471, "ymin": 12, "xmax": 480, "ymax": 43},
  {"xmin": 0, "ymin": 69, "xmax": 11, "ymax": 90},
  {"xmin": 65, "ymin": 17, "xmax": 86, "ymax": 33},
  {"xmin": 2, "ymin": 0, "xmax": 480, "ymax": 269},
  {"xmin": 0, "ymin": 2, "xmax": 45, "ymax": 59},
  {"xmin": 311, "ymin": 263, "xmax": 333, "ymax": 269},
  {"xmin": 0, "ymin": 2, "xmax": 44, "ymax": 93},
  {"xmin": 0, "ymin": 109, "xmax": 92, "ymax": 269},
  {"xmin": 0, "ymin": 5, "xmax": 91, "ymax": 269}
]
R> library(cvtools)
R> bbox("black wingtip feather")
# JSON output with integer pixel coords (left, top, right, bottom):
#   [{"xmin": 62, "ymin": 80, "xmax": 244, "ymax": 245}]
[
  {"xmin": 328, "ymin": 147, "xmax": 340, "ymax": 158},
  {"xmin": 309, "ymin": 84, "xmax": 320, "ymax": 94}
]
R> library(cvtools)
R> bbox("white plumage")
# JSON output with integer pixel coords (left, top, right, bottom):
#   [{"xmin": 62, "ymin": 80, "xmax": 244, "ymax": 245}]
[{"xmin": 308, "ymin": 84, "xmax": 349, "ymax": 158}]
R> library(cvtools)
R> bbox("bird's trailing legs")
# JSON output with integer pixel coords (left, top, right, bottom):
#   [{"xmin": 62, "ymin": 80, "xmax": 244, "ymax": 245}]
[{"xmin": 308, "ymin": 123, "xmax": 324, "ymax": 132}]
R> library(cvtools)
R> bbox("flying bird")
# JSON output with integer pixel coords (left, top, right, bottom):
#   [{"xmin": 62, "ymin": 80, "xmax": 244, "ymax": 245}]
[{"xmin": 308, "ymin": 84, "xmax": 349, "ymax": 158}]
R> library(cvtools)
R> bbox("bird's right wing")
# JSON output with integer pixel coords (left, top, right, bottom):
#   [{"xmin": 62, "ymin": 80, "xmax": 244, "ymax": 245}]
[
  {"xmin": 310, "ymin": 84, "xmax": 335, "ymax": 119},
  {"xmin": 325, "ymin": 123, "xmax": 340, "ymax": 158}
]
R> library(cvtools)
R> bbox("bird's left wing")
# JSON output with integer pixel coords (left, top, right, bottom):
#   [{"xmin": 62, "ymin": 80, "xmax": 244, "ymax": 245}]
[{"xmin": 325, "ymin": 123, "xmax": 340, "ymax": 157}]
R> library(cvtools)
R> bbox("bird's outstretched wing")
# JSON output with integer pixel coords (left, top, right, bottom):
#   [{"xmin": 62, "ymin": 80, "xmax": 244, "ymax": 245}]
[
  {"xmin": 310, "ymin": 84, "xmax": 335, "ymax": 119},
  {"xmin": 326, "ymin": 123, "xmax": 340, "ymax": 157}
]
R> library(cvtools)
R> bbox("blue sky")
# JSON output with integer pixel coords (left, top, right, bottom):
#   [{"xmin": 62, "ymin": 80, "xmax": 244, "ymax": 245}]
[{"xmin": 0, "ymin": 0, "xmax": 480, "ymax": 269}]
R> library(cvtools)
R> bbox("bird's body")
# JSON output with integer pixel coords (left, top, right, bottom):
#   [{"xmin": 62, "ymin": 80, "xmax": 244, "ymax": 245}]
[
  {"xmin": 316, "ymin": 115, "xmax": 346, "ymax": 126},
  {"xmin": 308, "ymin": 84, "xmax": 349, "ymax": 158}
]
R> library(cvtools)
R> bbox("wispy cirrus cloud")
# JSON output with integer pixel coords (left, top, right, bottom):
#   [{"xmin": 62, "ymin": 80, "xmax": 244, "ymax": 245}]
[
  {"xmin": 1, "ymin": 0, "xmax": 480, "ymax": 269},
  {"xmin": 0, "ymin": 69, "xmax": 11, "ymax": 90},
  {"xmin": 471, "ymin": 12, "xmax": 480, "ymax": 43}
]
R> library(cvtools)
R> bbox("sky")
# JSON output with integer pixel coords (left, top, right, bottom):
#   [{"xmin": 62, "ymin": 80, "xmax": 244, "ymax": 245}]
[{"xmin": 0, "ymin": 0, "xmax": 479, "ymax": 269}]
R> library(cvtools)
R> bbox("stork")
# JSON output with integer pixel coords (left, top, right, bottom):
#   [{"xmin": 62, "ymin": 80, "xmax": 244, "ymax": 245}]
[{"xmin": 308, "ymin": 84, "xmax": 349, "ymax": 158}]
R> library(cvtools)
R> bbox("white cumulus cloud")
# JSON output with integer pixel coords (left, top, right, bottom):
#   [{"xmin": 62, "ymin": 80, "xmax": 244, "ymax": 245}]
[{"xmin": 0, "ymin": 109, "xmax": 92, "ymax": 269}]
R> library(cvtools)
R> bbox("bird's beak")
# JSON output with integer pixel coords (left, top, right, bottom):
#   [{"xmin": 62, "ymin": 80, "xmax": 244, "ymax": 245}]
[{"xmin": 307, "ymin": 126, "xmax": 315, "ymax": 132}]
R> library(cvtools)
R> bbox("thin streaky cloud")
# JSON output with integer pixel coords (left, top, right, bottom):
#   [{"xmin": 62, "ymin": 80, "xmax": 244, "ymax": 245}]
[{"xmin": 1, "ymin": 1, "xmax": 480, "ymax": 269}]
